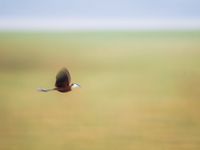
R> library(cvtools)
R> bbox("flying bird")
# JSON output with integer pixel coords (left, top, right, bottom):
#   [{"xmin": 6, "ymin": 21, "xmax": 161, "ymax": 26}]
[{"xmin": 38, "ymin": 68, "xmax": 80, "ymax": 93}]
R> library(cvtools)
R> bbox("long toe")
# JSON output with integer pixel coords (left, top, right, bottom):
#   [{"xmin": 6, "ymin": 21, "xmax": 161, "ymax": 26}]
[{"xmin": 37, "ymin": 88, "xmax": 48, "ymax": 92}]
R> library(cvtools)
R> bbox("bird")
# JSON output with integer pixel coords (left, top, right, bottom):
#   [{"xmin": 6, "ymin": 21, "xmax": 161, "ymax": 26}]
[{"xmin": 38, "ymin": 68, "xmax": 80, "ymax": 93}]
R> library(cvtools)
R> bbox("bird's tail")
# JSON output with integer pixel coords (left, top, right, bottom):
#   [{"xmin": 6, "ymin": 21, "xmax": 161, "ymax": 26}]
[{"xmin": 37, "ymin": 87, "xmax": 56, "ymax": 92}]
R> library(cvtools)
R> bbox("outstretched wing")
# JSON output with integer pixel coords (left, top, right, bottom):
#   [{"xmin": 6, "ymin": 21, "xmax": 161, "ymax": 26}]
[{"xmin": 55, "ymin": 68, "xmax": 71, "ymax": 88}]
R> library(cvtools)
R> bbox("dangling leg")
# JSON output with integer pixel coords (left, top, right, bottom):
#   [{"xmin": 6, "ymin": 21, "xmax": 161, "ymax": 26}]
[{"xmin": 37, "ymin": 88, "xmax": 56, "ymax": 92}]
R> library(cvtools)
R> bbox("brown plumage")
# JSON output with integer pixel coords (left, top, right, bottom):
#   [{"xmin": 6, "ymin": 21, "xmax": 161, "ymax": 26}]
[{"xmin": 38, "ymin": 68, "xmax": 80, "ymax": 93}]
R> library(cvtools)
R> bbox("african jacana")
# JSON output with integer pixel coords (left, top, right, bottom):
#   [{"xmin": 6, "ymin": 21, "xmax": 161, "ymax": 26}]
[{"xmin": 38, "ymin": 68, "xmax": 80, "ymax": 93}]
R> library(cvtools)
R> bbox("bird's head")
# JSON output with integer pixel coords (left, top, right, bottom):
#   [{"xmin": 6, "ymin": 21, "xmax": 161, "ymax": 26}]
[{"xmin": 71, "ymin": 83, "xmax": 81, "ymax": 89}]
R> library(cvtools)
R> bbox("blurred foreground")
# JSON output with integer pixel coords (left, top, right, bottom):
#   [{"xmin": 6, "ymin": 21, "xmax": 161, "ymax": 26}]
[{"xmin": 0, "ymin": 31, "xmax": 200, "ymax": 150}]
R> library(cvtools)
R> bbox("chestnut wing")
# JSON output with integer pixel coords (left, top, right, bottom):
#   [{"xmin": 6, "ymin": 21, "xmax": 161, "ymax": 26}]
[{"xmin": 55, "ymin": 68, "xmax": 71, "ymax": 88}]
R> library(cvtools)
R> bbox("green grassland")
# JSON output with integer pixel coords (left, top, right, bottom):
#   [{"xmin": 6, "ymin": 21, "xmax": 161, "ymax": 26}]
[{"xmin": 0, "ymin": 31, "xmax": 200, "ymax": 150}]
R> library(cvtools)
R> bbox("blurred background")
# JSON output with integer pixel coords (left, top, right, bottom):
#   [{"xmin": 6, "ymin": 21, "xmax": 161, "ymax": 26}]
[{"xmin": 0, "ymin": 0, "xmax": 200, "ymax": 150}]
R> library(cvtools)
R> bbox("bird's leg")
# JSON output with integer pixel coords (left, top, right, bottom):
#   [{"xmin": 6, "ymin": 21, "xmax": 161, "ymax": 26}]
[{"xmin": 37, "ymin": 88, "xmax": 56, "ymax": 92}]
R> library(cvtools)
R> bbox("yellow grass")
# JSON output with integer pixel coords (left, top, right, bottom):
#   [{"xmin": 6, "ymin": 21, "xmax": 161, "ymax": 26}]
[{"xmin": 0, "ymin": 31, "xmax": 200, "ymax": 150}]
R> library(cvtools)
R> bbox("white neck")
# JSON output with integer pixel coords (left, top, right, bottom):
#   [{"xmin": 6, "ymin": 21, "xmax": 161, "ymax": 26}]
[{"xmin": 71, "ymin": 83, "xmax": 80, "ymax": 89}]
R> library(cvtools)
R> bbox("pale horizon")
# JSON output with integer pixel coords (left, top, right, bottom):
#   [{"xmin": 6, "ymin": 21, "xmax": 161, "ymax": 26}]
[{"xmin": 0, "ymin": 18, "xmax": 200, "ymax": 31}]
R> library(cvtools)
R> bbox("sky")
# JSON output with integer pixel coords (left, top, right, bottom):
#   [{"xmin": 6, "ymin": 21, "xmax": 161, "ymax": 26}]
[{"xmin": 0, "ymin": 0, "xmax": 200, "ymax": 30}]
